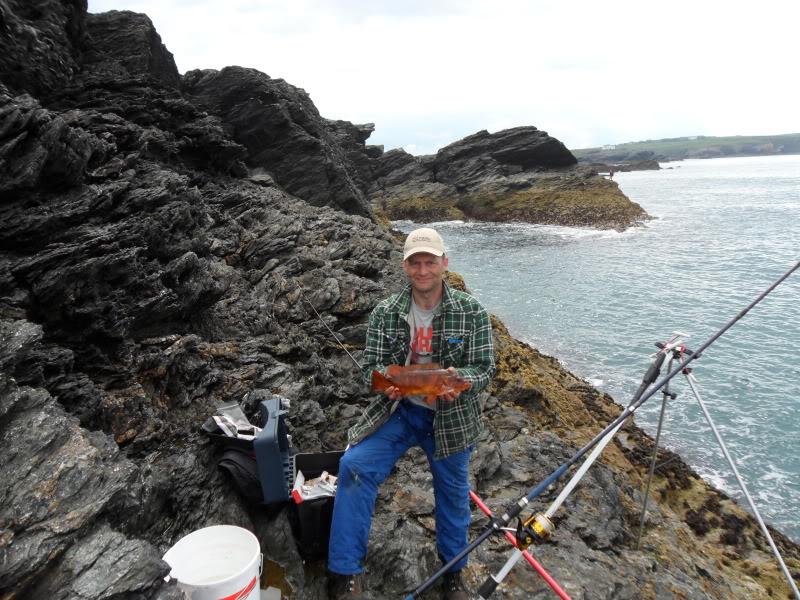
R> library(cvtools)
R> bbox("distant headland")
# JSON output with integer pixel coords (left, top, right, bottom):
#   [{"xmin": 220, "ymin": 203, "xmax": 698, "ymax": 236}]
[{"xmin": 572, "ymin": 133, "xmax": 800, "ymax": 163}]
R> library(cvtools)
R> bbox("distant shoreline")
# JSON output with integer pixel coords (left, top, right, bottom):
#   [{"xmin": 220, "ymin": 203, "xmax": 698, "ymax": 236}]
[{"xmin": 572, "ymin": 132, "xmax": 800, "ymax": 163}]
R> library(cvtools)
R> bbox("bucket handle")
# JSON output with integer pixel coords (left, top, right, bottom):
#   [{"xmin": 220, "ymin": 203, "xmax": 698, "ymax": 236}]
[{"xmin": 161, "ymin": 554, "xmax": 263, "ymax": 588}]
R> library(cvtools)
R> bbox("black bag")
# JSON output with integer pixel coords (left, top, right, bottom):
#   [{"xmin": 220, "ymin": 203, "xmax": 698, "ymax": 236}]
[{"xmin": 218, "ymin": 447, "xmax": 263, "ymax": 504}]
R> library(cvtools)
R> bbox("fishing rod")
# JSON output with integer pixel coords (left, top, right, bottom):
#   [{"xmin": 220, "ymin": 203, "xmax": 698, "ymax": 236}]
[{"xmin": 405, "ymin": 260, "xmax": 799, "ymax": 599}]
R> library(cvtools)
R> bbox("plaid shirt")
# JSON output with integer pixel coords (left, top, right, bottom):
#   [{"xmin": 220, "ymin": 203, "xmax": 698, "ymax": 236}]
[{"xmin": 349, "ymin": 282, "xmax": 496, "ymax": 459}]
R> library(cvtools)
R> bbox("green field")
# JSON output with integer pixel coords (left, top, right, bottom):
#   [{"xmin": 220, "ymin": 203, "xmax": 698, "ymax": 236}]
[{"xmin": 572, "ymin": 133, "xmax": 800, "ymax": 161}]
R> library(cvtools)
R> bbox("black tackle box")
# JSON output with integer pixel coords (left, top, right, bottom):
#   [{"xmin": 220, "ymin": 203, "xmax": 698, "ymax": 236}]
[{"xmin": 215, "ymin": 394, "xmax": 344, "ymax": 560}]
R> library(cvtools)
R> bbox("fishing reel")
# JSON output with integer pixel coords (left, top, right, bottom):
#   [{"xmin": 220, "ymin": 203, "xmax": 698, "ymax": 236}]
[
  {"xmin": 652, "ymin": 331, "xmax": 699, "ymax": 361},
  {"xmin": 652, "ymin": 331, "xmax": 700, "ymax": 376},
  {"xmin": 514, "ymin": 513, "xmax": 555, "ymax": 550}
]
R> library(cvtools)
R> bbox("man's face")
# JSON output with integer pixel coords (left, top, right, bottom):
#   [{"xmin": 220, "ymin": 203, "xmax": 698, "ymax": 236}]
[{"xmin": 403, "ymin": 252, "xmax": 449, "ymax": 294}]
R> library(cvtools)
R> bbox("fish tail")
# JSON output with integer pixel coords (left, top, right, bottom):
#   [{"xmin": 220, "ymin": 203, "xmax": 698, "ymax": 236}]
[{"xmin": 371, "ymin": 370, "xmax": 389, "ymax": 392}]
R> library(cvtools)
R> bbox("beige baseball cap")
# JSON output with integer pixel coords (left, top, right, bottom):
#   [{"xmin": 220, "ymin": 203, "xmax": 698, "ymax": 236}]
[{"xmin": 403, "ymin": 228, "xmax": 445, "ymax": 260}]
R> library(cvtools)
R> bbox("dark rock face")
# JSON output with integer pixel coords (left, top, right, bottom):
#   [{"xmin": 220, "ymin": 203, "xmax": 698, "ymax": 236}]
[
  {"xmin": 0, "ymin": 0, "xmax": 88, "ymax": 97},
  {"xmin": 182, "ymin": 67, "xmax": 374, "ymax": 217},
  {"xmin": 81, "ymin": 10, "xmax": 181, "ymax": 88},
  {"xmin": 1, "ymin": 4, "xmax": 797, "ymax": 600},
  {"xmin": 0, "ymin": 93, "xmax": 114, "ymax": 194},
  {"xmin": 586, "ymin": 159, "xmax": 662, "ymax": 173},
  {"xmin": 433, "ymin": 127, "xmax": 577, "ymax": 187},
  {"xmin": 371, "ymin": 126, "xmax": 576, "ymax": 195},
  {"xmin": 577, "ymin": 148, "xmax": 668, "ymax": 164}
]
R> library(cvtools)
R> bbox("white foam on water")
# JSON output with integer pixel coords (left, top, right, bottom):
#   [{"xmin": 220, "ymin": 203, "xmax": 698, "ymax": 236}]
[{"xmin": 694, "ymin": 466, "xmax": 737, "ymax": 497}]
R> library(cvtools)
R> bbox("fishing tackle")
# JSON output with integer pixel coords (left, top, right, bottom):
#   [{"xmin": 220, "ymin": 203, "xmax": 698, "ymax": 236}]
[
  {"xmin": 635, "ymin": 338, "xmax": 689, "ymax": 548},
  {"xmin": 405, "ymin": 260, "xmax": 799, "ymax": 599},
  {"xmin": 474, "ymin": 334, "xmax": 685, "ymax": 598},
  {"xmin": 470, "ymin": 491, "xmax": 572, "ymax": 600}
]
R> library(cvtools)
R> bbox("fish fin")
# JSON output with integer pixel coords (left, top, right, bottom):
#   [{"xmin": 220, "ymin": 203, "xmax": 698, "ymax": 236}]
[
  {"xmin": 386, "ymin": 365, "xmax": 403, "ymax": 377},
  {"xmin": 371, "ymin": 370, "xmax": 389, "ymax": 392},
  {"xmin": 424, "ymin": 393, "xmax": 437, "ymax": 405}
]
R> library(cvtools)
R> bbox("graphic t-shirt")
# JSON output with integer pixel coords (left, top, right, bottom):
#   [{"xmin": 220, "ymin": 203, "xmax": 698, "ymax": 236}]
[{"xmin": 406, "ymin": 299, "xmax": 438, "ymax": 409}]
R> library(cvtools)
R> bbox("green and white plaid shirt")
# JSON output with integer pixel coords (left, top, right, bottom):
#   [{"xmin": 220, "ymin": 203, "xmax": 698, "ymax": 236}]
[{"xmin": 349, "ymin": 281, "xmax": 496, "ymax": 459}]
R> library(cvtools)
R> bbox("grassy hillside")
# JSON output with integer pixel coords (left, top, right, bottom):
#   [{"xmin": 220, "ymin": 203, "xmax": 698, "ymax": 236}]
[{"xmin": 572, "ymin": 133, "xmax": 800, "ymax": 161}]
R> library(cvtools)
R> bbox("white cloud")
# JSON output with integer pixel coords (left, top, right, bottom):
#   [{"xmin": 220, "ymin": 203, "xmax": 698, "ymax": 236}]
[{"xmin": 87, "ymin": 0, "xmax": 800, "ymax": 152}]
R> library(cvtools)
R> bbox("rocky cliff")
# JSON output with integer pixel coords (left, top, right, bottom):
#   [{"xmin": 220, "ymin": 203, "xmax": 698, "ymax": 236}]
[{"xmin": 1, "ymin": 3, "xmax": 797, "ymax": 600}]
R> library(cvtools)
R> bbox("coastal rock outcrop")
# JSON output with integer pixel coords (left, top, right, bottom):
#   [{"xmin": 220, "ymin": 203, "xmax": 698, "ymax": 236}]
[
  {"xmin": 368, "ymin": 128, "xmax": 650, "ymax": 231},
  {"xmin": 0, "ymin": 3, "xmax": 797, "ymax": 600}
]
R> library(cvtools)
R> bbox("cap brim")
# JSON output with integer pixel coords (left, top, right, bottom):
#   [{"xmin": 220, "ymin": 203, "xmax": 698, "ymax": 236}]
[{"xmin": 403, "ymin": 247, "xmax": 444, "ymax": 260}]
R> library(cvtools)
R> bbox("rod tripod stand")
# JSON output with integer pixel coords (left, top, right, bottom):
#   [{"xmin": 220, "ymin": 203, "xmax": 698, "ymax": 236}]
[
  {"xmin": 475, "ymin": 333, "xmax": 799, "ymax": 600},
  {"xmin": 472, "ymin": 334, "xmax": 688, "ymax": 599},
  {"xmin": 635, "ymin": 337, "xmax": 799, "ymax": 599}
]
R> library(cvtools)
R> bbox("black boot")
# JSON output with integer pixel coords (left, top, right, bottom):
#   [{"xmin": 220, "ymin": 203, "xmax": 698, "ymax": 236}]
[
  {"xmin": 441, "ymin": 569, "xmax": 469, "ymax": 600},
  {"xmin": 328, "ymin": 572, "xmax": 365, "ymax": 600}
]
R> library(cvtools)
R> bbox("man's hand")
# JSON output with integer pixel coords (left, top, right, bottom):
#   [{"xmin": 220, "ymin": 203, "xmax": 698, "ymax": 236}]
[
  {"xmin": 384, "ymin": 386, "xmax": 404, "ymax": 401},
  {"xmin": 437, "ymin": 367, "xmax": 462, "ymax": 402}
]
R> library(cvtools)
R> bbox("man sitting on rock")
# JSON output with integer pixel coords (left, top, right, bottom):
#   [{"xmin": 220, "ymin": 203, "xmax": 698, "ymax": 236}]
[{"xmin": 327, "ymin": 227, "xmax": 496, "ymax": 600}]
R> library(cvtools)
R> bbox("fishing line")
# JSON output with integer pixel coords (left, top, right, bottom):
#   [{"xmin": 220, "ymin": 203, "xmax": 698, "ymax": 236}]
[
  {"xmin": 291, "ymin": 278, "xmax": 363, "ymax": 371},
  {"xmin": 406, "ymin": 259, "xmax": 799, "ymax": 599}
]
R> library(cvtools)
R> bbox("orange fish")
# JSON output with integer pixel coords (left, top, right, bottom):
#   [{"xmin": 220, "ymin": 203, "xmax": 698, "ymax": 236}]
[{"xmin": 371, "ymin": 364, "xmax": 471, "ymax": 404}]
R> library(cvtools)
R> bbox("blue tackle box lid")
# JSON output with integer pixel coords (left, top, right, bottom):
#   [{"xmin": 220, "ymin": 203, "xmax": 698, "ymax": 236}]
[
  {"xmin": 253, "ymin": 394, "xmax": 344, "ymax": 504},
  {"xmin": 253, "ymin": 395, "xmax": 293, "ymax": 504}
]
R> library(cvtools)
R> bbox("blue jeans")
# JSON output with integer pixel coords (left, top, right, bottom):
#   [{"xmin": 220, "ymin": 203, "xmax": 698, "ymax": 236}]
[{"xmin": 328, "ymin": 400, "xmax": 474, "ymax": 575}]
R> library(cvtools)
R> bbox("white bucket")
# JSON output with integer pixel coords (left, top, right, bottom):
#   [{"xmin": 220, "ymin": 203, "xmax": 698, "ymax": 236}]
[{"xmin": 163, "ymin": 525, "xmax": 262, "ymax": 600}]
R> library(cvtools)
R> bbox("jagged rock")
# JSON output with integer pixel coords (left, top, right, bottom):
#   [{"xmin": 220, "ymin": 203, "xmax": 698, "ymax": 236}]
[
  {"xmin": 577, "ymin": 148, "xmax": 667, "ymax": 164},
  {"xmin": 586, "ymin": 160, "xmax": 662, "ymax": 173},
  {"xmin": 0, "ymin": 0, "xmax": 87, "ymax": 97},
  {"xmin": 433, "ymin": 126, "xmax": 577, "ymax": 187},
  {"xmin": 0, "ymin": 93, "xmax": 114, "ymax": 194},
  {"xmin": 182, "ymin": 66, "xmax": 374, "ymax": 217},
  {"xmin": 81, "ymin": 10, "xmax": 180, "ymax": 88}
]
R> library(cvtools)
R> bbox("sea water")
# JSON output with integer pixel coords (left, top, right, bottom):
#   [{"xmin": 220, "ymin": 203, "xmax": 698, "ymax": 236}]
[{"xmin": 396, "ymin": 154, "xmax": 800, "ymax": 541}]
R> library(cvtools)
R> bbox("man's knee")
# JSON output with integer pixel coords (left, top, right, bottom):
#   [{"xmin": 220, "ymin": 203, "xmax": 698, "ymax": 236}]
[
  {"xmin": 338, "ymin": 445, "xmax": 395, "ymax": 490},
  {"xmin": 338, "ymin": 450, "xmax": 364, "ymax": 488}
]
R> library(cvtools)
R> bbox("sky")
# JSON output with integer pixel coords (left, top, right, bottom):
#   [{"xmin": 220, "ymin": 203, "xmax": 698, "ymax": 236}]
[{"xmin": 87, "ymin": 0, "xmax": 800, "ymax": 156}]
